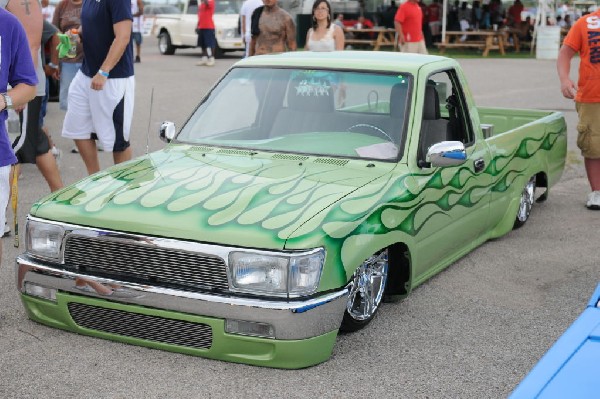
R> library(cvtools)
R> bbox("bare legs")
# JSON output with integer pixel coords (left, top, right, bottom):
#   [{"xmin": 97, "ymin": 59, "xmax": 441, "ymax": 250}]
[
  {"xmin": 74, "ymin": 138, "xmax": 132, "ymax": 175},
  {"xmin": 585, "ymin": 158, "xmax": 600, "ymax": 191},
  {"xmin": 36, "ymin": 150, "xmax": 63, "ymax": 192}
]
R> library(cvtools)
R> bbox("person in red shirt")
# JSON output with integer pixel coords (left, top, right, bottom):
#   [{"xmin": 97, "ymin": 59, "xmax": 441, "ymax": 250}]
[
  {"xmin": 557, "ymin": 10, "xmax": 600, "ymax": 209},
  {"xmin": 427, "ymin": 0, "xmax": 442, "ymax": 42},
  {"xmin": 196, "ymin": 0, "xmax": 216, "ymax": 66},
  {"xmin": 394, "ymin": 0, "xmax": 427, "ymax": 54},
  {"xmin": 507, "ymin": 0, "xmax": 523, "ymax": 27}
]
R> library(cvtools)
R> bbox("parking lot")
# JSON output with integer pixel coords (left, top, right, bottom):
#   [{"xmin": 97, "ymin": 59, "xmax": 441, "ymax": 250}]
[{"xmin": 1, "ymin": 39, "xmax": 598, "ymax": 398}]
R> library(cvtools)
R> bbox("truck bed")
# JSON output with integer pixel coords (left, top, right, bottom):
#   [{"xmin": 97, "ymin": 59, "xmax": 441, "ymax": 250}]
[{"xmin": 478, "ymin": 107, "xmax": 560, "ymax": 136}]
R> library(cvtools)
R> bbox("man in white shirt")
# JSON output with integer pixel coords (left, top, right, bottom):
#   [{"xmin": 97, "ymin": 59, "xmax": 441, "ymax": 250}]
[
  {"xmin": 131, "ymin": 0, "xmax": 144, "ymax": 63},
  {"xmin": 41, "ymin": 0, "xmax": 55, "ymax": 23},
  {"xmin": 240, "ymin": 0, "xmax": 263, "ymax": 57}
]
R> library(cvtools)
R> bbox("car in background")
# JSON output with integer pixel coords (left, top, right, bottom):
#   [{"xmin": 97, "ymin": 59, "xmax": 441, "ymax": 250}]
[
  {"xmin": 154, "ymin": 0, "xmax": 243, "ymax": 58},
  {"xmin": 511, "ymin": 283, "xmax": 600, "ymax": 398},
  {"xmin": 144, "ymin": 4, "xmax": 181, "ymax": 16}
]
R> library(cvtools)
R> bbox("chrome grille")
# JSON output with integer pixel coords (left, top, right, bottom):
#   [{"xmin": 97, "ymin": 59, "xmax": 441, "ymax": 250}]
[
  {"xmin": 68, "ymin": 302, "xmax": 212, "ymax": 349},
  {"xmin": 64, "ymin": 235, "xmax": 229, "ymax": 291}
]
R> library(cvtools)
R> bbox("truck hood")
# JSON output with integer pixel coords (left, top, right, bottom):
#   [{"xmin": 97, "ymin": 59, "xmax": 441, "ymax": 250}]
[{"xmin": 32, "ymin": 145, "xmax": 395, "ymax": 249}]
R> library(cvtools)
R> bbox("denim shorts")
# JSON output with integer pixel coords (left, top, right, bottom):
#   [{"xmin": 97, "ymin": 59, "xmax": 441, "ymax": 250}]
[
  {"xmin": 132, "ymin": 32, "xmax": 143, "ymax": 45},
  {"xmin": 59, "ymin": 62, "xmax": 82, "ymax": 111}
]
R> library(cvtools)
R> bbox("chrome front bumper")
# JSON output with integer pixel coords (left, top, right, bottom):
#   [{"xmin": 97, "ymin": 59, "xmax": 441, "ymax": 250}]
[{"xmin": 16, "ymin": 256, "xmax": 348, "ymax": 340}]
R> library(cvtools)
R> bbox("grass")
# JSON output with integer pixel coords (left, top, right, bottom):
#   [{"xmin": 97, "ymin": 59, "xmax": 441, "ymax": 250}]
[{"xmin": 426, "ymin": 47, "xmax": 536, "ymax": 59}]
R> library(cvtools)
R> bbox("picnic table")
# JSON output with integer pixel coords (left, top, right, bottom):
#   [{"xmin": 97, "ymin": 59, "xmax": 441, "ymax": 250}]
[
  {"xmin": 344, "ymin": 27, "xmax": 397, "ymax": 51},
  {"xmin": 436, "ymin": 30, "xmax": 507, "ymax": 56}
]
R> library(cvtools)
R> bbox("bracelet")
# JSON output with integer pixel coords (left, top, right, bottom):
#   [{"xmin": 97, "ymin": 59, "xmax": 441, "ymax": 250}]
[
  {"xmin": 98, "ymin": 69, "xmax": 109, "ymax": 78},
  {"xmin": 48, "ymin": 62, "xmax": 58, "ymax": 69}
]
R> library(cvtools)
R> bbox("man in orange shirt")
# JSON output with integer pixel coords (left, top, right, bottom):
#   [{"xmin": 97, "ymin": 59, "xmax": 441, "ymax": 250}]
[
  {"xmin": 394, "ymin": 0, "xmax": 427, "ymax": 54},
  {"xmin": 557, "ymin": 10, "xmax": 600, "ymax": 209}
]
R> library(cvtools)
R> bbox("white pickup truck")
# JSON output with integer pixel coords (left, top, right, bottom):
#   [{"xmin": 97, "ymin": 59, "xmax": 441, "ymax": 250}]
[{"xmin": 154, "ymin": 0, "xmax": 244, "ymax": 57}]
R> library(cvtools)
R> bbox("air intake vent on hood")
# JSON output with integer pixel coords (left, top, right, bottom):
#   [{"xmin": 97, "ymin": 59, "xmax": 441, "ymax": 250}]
[
  {"xmin": 271, "ymin": 154, "xmax": 309, "ymax": 161},
  {"xmin": 216, "ymin": 149, "xmax": 256, "ymax": 156},
  {"xmin": 189, "ymin": 146, "xmax": 215, "ymax": 152},
  {"xmin": 314, "ymin": 158, "xmax": 349, "ymax": 166}
]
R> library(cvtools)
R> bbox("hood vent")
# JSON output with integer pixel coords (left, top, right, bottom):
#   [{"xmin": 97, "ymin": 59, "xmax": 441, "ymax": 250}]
[
  {"xmin": 314, "ymin": 158, "xmax": 349, "ymax": 166},
  {"xmin": 216, "ymin": 149, "xmax": 256, "ymax": 156},
  {"xmin": 189, "ymin": 146, "xmax": 215, "ymax": 152},
  {"xmin": 271, "ymin": 154, "xmax": 309, "ymax": 161}
]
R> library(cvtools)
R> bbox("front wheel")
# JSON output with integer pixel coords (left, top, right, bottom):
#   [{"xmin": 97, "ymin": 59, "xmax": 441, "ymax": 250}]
[
  {"xmin": 214, "ymin": 44, "xmax": 224, "ymax": 59},
  {"xmin": 158, "ymin": 32, "xmax": 175, "ymax": 55},
  {"xmin": 514, "ymin": 175, "xmax": 536, "ymax": 228},
  {"xmin": 340, "ymin": 249, "xmax": 389, "ymax": 332}
]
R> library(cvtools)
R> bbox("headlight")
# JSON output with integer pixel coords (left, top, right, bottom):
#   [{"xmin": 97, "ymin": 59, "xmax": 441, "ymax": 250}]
[
  {"xmin": 229, "ymin": 249, "xmax": 325, "ymax": 297},
  {"xmin": 26, "ymin": 219, "xmax": 65, "ymax": 261},
  {"xmin": 218, "ymin": 28, "xmax": 237, "ymax": 40}
]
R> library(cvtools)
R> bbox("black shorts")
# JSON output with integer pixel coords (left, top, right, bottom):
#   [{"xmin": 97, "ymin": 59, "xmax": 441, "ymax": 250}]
[{"xmin": 12, "ymin": 96, "xmax": 50, "ymax": 164}]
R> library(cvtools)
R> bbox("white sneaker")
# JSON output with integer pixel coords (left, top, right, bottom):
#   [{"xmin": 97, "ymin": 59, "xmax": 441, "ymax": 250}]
[
  {"xmin": 3, "ymin": 222, "xmax": 10, "ymax": 237},
  {"xmin": 586, "ymin": 191, "xmax": 600, "ymax": 210},
  {"xmin": 196, "ymin": 56, "xmax": 208, "ymax": 66},
  {"xmin": 206, "ymin": 57, "xmax": 215, "ymax": 66}
]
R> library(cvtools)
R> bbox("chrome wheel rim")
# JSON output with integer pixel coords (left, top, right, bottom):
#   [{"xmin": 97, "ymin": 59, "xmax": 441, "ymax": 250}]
[
  {"xmin": 346, "ymin": 249, "xmax": 389, "ymax": 321},
  {"xmin": 158, "ymin": 35, "xmax": 168, "ymax": 53},
  {"xmin": 517, "ymin": 176, "xmax": 536, "ymax": 222}
]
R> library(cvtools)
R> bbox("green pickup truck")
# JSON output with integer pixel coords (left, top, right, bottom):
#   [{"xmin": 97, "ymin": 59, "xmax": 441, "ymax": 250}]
[{"xmin": 17, "ymin": 52, "xmax": 567, "ymax": 368}]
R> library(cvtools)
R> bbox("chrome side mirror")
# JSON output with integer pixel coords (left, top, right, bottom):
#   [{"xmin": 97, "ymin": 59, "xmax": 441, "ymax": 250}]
[
  {"xmin": 159, "ymin": 121, "xmax": 176, "ymax": 143},
  {"xmin": 426, "ymin": 141, "xmax": 467, "ymax": 167}
]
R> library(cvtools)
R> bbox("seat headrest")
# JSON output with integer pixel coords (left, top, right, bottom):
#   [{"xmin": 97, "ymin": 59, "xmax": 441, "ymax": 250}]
[
  {"xmin": 390, "ymin": 82, "xmax": 409, "ymax": 119},
  {"xmin": 423, "ymin": 84, "xmax": 441, "ymax": 120},
  {"xmin": 287, "ymin": 76, "xmax": 334, "ymax": 112}
]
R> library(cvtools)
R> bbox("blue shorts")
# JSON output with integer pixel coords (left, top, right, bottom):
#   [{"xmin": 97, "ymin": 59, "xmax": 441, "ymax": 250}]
[
  {"xmin": 131, "ymin": 32, "xmax": 143, "ymax": 46},
  {"xmin": 197, "ymin": 29, "xmax": 216, "ymax": 49}
]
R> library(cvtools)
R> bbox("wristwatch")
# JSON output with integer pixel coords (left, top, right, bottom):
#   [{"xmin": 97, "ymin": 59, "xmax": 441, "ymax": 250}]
[{"xmin": 0, "ymin": 93, "xmax": 13, "ymax": 111}]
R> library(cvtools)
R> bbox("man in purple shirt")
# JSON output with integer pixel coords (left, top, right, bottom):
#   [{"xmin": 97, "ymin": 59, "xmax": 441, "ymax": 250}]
[{"xmin": 0, "ymin": 7, "xmax": 38, "ymax": 265}]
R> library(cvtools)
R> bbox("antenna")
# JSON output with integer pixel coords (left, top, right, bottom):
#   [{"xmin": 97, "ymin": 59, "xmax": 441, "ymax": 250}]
[{"xmin": 146, "ymin": 87, "xmax": 154, "ymax": 154}]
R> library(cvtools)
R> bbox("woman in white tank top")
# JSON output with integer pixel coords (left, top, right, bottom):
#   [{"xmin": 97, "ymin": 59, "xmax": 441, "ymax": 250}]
[{"xmin": 305, "ymin": 0, "xmax": 344, "ymax": 51}]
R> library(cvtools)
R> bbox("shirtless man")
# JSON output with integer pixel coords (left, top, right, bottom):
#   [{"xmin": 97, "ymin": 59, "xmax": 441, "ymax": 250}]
[{"xmin": 249, "ymin": 0, "xmax": 296, "ymax": 56}]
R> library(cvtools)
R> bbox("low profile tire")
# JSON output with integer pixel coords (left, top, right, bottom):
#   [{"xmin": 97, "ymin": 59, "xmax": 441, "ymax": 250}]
[
  {"xmin": 158, "ymin": 32, "xmax": 175, "ymax": 55},
  {"xmin": 514, "ymin": 175, "xmax": 536, "ymax": 228},
  {"xmin": 340, "ymin": 249, "xmax": 389, "ymax": 332}
]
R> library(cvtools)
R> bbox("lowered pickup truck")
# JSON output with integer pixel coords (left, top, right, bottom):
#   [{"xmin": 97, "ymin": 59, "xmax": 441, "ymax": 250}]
[
  {"xmin": 17, "ymin": 52, "xmax": 567, "ymax": 369},
  {"xmin": 155, "ymin": 0, "xmax": 244, "ymax": 57}
]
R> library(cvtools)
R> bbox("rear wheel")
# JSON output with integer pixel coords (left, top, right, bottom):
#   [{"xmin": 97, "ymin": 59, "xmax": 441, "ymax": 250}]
[
  {"xmin": 158, "ymin": 32, "xmax": 175, "ymax": 55},
  {"xmin": 340, "ymin": 249, "xmax": 389, "ymax": 332},
  {"xmin": 514, "ymin": 175, "xmax": 536, "ymax": 228}
]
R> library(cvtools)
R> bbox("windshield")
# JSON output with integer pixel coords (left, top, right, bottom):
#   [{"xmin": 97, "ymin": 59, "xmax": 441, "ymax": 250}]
[{"xmin": 177, "ymin": 67, "xmax": 412, "ymax": 161}]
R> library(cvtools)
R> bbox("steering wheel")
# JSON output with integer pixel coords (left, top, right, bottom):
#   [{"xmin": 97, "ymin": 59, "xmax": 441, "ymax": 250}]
[{"xmin": 347, "ymin": 123, "xmax": 393, "ymax": 142}]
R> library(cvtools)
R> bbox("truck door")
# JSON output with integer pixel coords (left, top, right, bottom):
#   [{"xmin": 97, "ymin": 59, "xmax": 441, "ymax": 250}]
[
  {"xmin": 408, "ymin": 68, "xmax": 492, "ymax": 279},
  {"xmin": 183, "ymin": 0, "xmax": 200, "ymax": 46}
]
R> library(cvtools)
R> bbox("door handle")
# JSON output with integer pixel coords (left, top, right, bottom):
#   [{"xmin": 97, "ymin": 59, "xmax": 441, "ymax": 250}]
[{"xmin": 474, "ymin": 158, "xmax": 485, "ymax": 173}]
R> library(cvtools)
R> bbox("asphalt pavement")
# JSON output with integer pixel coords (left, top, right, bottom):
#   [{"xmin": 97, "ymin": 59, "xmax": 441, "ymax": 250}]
[{"xmin": 1, "ymin": 40, "xmax": 598, "ymax": 399}]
